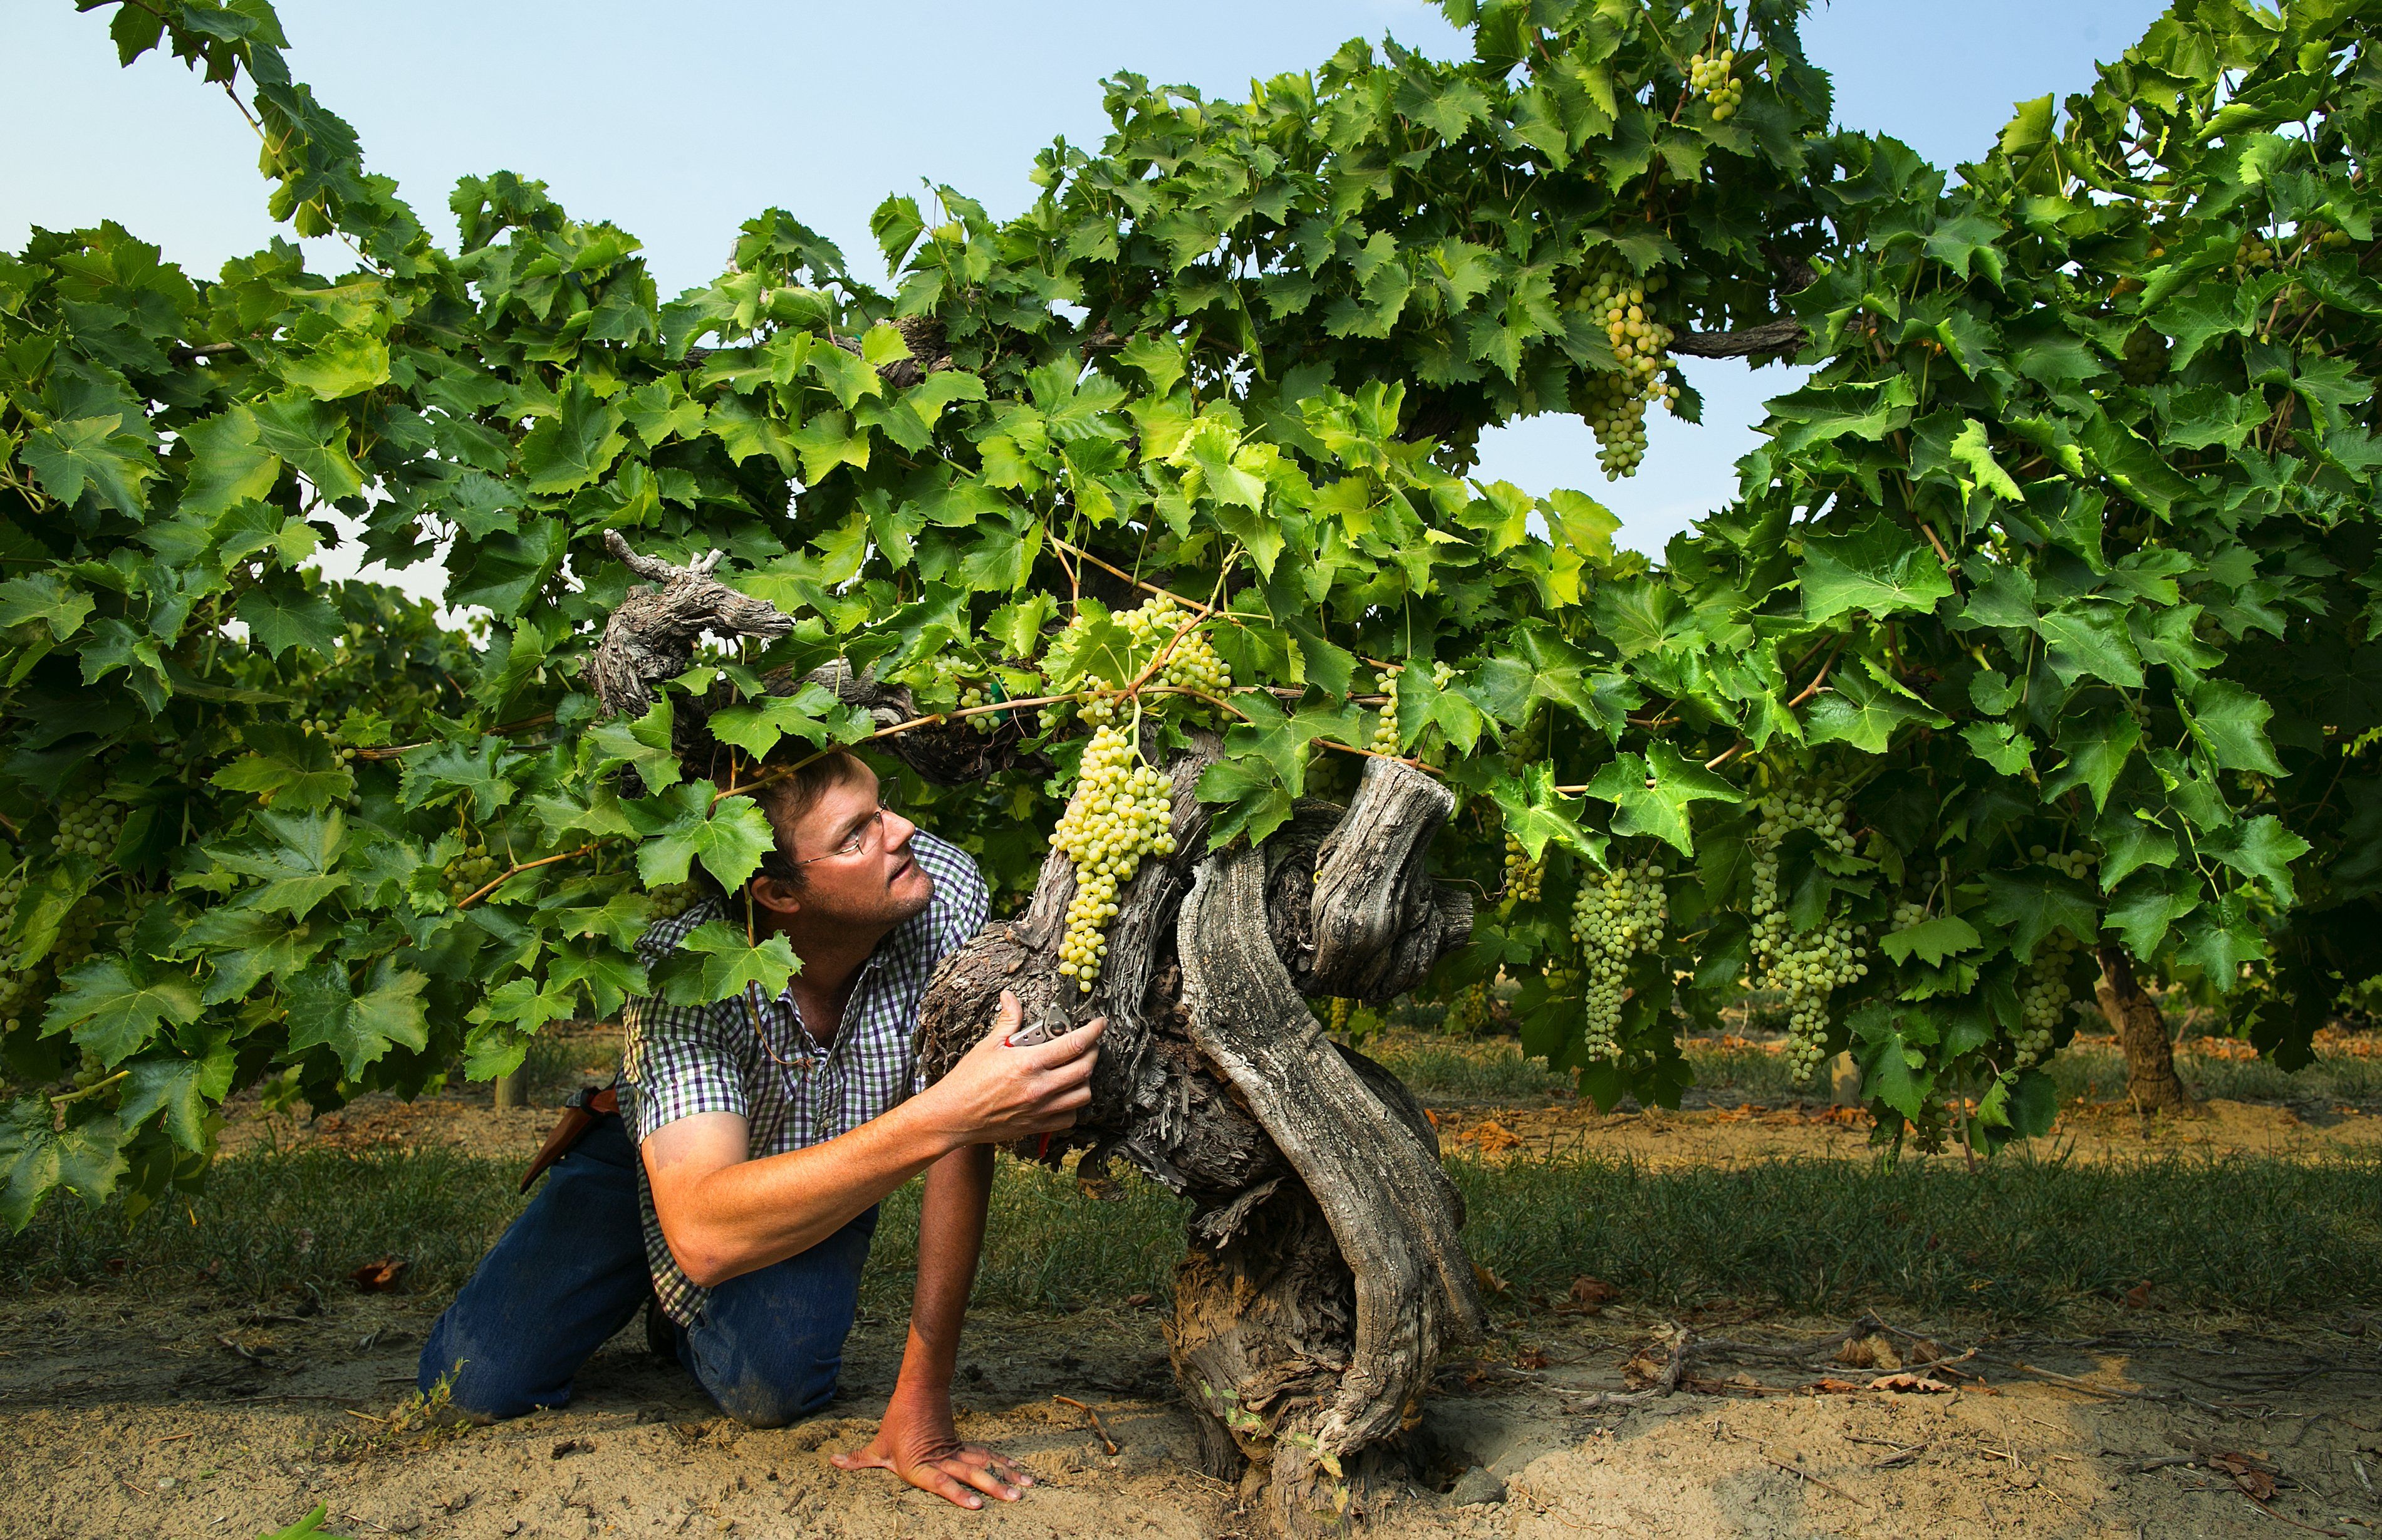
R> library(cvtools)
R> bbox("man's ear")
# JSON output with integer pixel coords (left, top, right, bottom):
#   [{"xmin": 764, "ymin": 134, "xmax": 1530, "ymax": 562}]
[{"xmin": 746, "ymin": 877, "xmax": 803, "ymax": 918}]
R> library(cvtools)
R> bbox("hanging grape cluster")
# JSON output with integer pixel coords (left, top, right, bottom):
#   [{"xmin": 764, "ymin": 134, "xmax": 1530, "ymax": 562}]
[
  {"xmin": 2015, "ymin": 930, "xmax": 2081, "ymax": 1069},
  {"xmin": 0, "ymin": 863, "xmax": 36, "ymax": 1035},
  {"xmin": 1327, "ymin": 996, "xmax": 1351, "ymax": 1036},
  {"xmin": 1577, "ymin": 264, "xmax": 1678, "ymax": 478},
  {"xmin": 1687, "ymin": 49, "xmax": 1744, "ymax": 118},
  {"xmin": 1120, "ymin": 593, "xmax": 1231, "ymax": 697},
  {"xmin": 52, "ymin": 897, "xmax": 106, "ymax": 972},
  {"xmin": 445, "ymin": 842, "xmax": 501, "ymax": 905},
  {"xmin": 1442, "ymin": 979, "xmax": 1492, "ymax": 1037},
  {"xmin": 1749, "ymin": 788, "xmax": 1871, "ymax": 1085},
  {"xmin": 51, "ymin": 791, "xmax": 123, "ymax": 863},
  {"xmin": 1053, "ymin": 719, "xmax": 1176, "ymax": 993},
  {"xmin": 1368, "ymin": 662, "xmax": 1453, "ymax": 755},
  {"xmin": 1502, "ymin": 833, "xmax": 1544, "ymax": 905},
  {"xmin": 1570, "ymin": 859, "xmax": 1668, "ymax": 1062}
]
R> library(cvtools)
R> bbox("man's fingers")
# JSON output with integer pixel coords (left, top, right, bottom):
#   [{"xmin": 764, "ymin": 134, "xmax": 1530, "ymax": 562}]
[
  {"xmin": 981, "ymin": 989, "xmax": 1023, "ymax": 1043},
  {"xmin": 916, "ymin": 1466, "xmax": 987, "ymax": 1510},
  {"xmin": 1019, "ymin": 1015, "xmax": 1105, "ymax": 1067},
  {"xmin": 943, "ymin": 1456, "xmax": 1023, "ymax": 1502},
  {"xmin": 829, "ymin": 1447, "xmax": 889, "ymax": 1472}
]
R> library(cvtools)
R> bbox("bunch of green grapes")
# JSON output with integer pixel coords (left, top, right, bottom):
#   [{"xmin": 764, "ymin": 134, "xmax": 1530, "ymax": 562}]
[
  {"xmin": 1368, "ymin": 662, "xmax": 1454, "ymax": 756},
  {"xmin": 105, "ymin": 890, "xmax": 155, "ymax": 954},
  {"xmin": 2034, "ymin": 845, "xmax": 2096, "ymax": 885},
  {"xmin": 1053, "ymin": 722, "xmax": 1176, "ymax": 993},
  {"xmin": 52, "ymin": 897, "xmax": 106, "ymax": 972},
  {"xmin": 51, "ymin": 791, "xmax": 123, "ymax": 862},
  {"xmin": 1748, "ymin": 788, "xmax": 1870, "ymax": 1085},
  {"xmin": 1889, "ymin": 897, "xmax": 1928, "ymax": 933},
  {"xmin": 0, "ymin": 954, "xmax": 40, "ymax": 1035},
  {"xmin": 1442, "ymin": 979, "xmax": 1492, "ymax": 1037},
  {"xmin": 646, "ymin": 882, "xmax": 704, "ymax": 921},
  {"xmin": 301, "ymin": 715, "xmax": 360, "ymax": 762},
  {"xmin": 445, "ymin": 843, "xmax": 501, "ymax": 905},
  {"xmin": 1327, "ymin": 997, "xmax": 1351, "ymax": 1036},
  {"xmin": 1577, "ymin": 265, "xmax": 1678, "ymax": 478},
  {"xmin": 930, "ymin": 657, "xmax": 999, "ymax": 736},
  {"xmin": 1502, "ymin": 834, "xmax": 1544, "ymax": 905},
  {"xmin": 1571, "ymin": 860, "xmax": 1668, "ymax": 1061},
  {"xmin": 2014, "ymin": 929, "xmax": 2082, "ymax": 1069},
  {"xmin": 1687, "ymin": 48, "xmax": 1744, "ymax": 118},
  {"xmin": 1120, "ymin": 593, "xmax": 1232, "ymax": 697}
]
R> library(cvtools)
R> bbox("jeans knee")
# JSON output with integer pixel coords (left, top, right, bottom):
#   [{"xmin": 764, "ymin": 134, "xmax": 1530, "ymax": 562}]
[
  {"xmin": 708, "ymin": 1363, "xmax": 838, "ymax": 1428},
  {"xmin": 419, "ymin": 1313, "xmax": 565, "ymax": 1422}
]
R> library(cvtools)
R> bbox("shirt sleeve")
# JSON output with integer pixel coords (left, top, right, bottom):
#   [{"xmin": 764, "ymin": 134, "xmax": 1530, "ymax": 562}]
[{"xmin": 620, "ymin": 994, "xmax": 749, "ymax": 1143}]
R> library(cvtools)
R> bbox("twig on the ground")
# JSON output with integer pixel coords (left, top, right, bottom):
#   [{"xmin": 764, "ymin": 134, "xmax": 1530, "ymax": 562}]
[
  {"xmin": 1053, "ymin": 1395, "xmax": 1118, "ymax": 1455},
  {"xmin": 1762, "ymin": 1454, "xmax": 1872, "ymax": 1508},
  {"xmin": 148, "ymin": 1431, "xmax": 197, "ymax": 1445},
  {"xmin": 2241, "ymin": 1496, "xmax": 2348, "ymax": 1537},
  {"xmin": 1865, "ymin": 1442, "xmax": 1928, "ymax": 1469}
]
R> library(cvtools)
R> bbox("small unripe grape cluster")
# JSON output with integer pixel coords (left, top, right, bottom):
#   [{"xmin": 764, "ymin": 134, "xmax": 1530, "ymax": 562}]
[
  {"xmin": 301, "ymin": 715, "xmax": 359, "ymax": 762},
  {"xmin": 1749, "ymin": 788, "xmax": 1870, "ymax": 1085},
  {"xmin": 1121, "ymin": 594, "xmax": 1232, "ymax": 697},
  {"xmin": 1578, "ymin": 266, "xmax": 1677, "ymax": 479},
  {"xmin": 1571, "ymin": 860, "xmax": 1668, "ymax": 1062},
  {"xmin": 1688, "ymin": 49, "xmax": 1744, "ymax": 118},
  {"xmin": 107, "ymin": 891, "xmax": 155, "ymax": 954},
  {"xmin": 1053, "ymin": 724, "xmax": 1177, "ymax": 993},
  {"xmin": 2033, "ymin": 844, "xmax": 2097, "ymax": 885},
  {"xmin": 931, "ymin": 658, "xmax": 999, "ymax": 736},
  {"xmin": 2014, "ymin": 929, "xmax": 2081, "ymax": 1069},
  {"xmin": 1890, "ymin": 898, "xmax": 1928, "ymax": 933},
  {"xmin": 445, "ymin": 843, "xmax": 501, "ymax": 904},
  {"xmin": 52, "ymin": 792, "xmax": 124, "ymax": 863},
  {"xmin": 1328, "ymin": 997, "xmax": 1352, "ymax": 1036},
  {"xmin": 0, "ymin": 873, "xmax": 41, "ymax": 1029},
  {"xmin": 647, "ymin": 882, "xmax": 703, "ymax": 921},
  {"xmin": 1502, "ymin": 834, "xmax": 1544, "ymax": 905},
  {"xmin": 1369, "ymin": 663, "xmax": 1454, "ymax": 756},
  {"xmin": 1442, "ymin": 979, "xmax": 1491, "ymax": 1038},
  {"xmin": 53, "ymin": 897, "xmax": 105, "ymax": 971}
]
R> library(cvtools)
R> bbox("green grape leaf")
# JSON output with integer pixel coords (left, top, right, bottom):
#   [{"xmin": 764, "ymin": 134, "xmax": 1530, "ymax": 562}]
[
  {"xmin": 656, "ymin": 920, "xmax": 801, "ymax": 1007},
  {"xmin": 1799, "ymin": 517, "xmax": 1954, "ymax": 623},
  {"xmin": 0, "ymin": 573, "xmax": 96, "ymax": 642},
  {"xmin": 1, "ymin": 1103, "xmax": 128, "ymax": 1230},
  {"xmin": 209, "ymin": 724, "xmax": 355, "ymax": 810},
  {"xmin": 2182, "ymin": 680, "xmax": 2284, "ymax": 775},
  {"xmin": 1490, "ymin": 764, "xmax": 1607, "ymax": 865},
  {"xmin": 1581, "ymin": 742, "xmax": 1743, "ymax": 858},
  {"xmin": 21, "ymin": 415, "xmax": 153, "ymax": 515},
  {"xmin": 39, "ymin": 957, "xmax": 205, "ymax": 1067},
  {"xmin": 707, "ymin": 682, "xmax": 864, "ymax": 759},
  {"xmin": 1880, "ymin": 915, "xmax": 1984, "ymax": 967},
  {"xmin": 625, "ymin": 783, "xmax": 779, "ymax": 892},
  {"xmin": 284, "ymin": 961, "xmax": 431, "ymax": 1079}
]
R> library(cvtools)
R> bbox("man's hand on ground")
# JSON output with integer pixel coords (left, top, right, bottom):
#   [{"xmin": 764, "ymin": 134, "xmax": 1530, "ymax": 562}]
[
  {"xmin": 921, "ymin": 990, "xmax": 1103, "ymax": 1148},
  {"xmin": 831, "ymin": 1393, "xmax": 1034, "ymax": 1509}
]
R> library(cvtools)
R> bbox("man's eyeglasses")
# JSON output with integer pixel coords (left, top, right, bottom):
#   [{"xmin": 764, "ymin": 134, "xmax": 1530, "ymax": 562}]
[{"xmin": 793, "ymin": 797, "xmax": 898, "ymax": 866}]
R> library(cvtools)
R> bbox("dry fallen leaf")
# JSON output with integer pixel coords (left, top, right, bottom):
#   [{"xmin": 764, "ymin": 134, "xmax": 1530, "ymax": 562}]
[
  {"xmin": 2123, "ymin": 1281, "xmax": 2155, "ymax": 1309},
  {"xmin": 1868, "ymin": 1373, "xmax": 1954, "ymax": 1394},
  {"xmin": 1514, "ymin": 1346, "xmax": 1549, "ymax": 1370},
  {"xmin": 1556, "ymin": 1275, "xmax": 1620, "ymax": 1316},
  {"xmin": 1835, "ymin": 1334, "xmax": 1901, "ymax": 1371},
  {"xmin": 1803, "ymin": 1377, "xmax": 1868, "ymax": 1395},
  {"xmin": 2208, "ymin": 1451, "xmax": 2280, "ymax": 1502},
  {"xmin": 1472, "ymin": 1261, "xmax": 1511, "ymax": 1296},
  {"xmin": 350, "ymin": 1257, "xmax": 410, "ymax": 1293},
  {"xmin": 1465, "ymin": 1118, "xmax": 1523, "ymax": 1153}
]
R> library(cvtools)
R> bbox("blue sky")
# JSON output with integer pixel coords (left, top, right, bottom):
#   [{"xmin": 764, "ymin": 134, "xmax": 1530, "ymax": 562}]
[{"xmin": 3, "ymin": 0, "xmax": 2170, "ymax": 578}]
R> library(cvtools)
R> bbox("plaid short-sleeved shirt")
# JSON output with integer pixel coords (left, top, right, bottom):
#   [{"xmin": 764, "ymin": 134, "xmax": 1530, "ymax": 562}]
[{"xmin": 619, "ymin": 831, "xmax": 987, "ymax": 1325}]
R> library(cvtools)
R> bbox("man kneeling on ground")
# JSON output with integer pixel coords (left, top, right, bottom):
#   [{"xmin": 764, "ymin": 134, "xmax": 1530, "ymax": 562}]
[{"xmin": 419, "ymin": 749, "xmax": 1101, "ymax": 1510}]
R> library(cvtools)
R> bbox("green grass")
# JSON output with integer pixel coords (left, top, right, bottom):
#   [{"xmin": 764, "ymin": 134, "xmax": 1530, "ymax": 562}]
[
  {"xmin": 1453, "ymin": 1152, "xmax": 2382, "ymax": 1319},
  {"xmin": 1366, "ymin": 1036, "xmax": 1576, "ymax": 1102},
  {"xmin": 2042, "ymin": 1044, "xmax": 2382, "ymax": 1107},
  {"xmin": 8, "ymin": 1142, "xmax": 2376, "ymax": 1326}
]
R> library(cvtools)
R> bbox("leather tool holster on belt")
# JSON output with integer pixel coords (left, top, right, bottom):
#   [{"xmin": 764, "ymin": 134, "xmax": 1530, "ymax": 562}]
[{"xmin": 518, "ymin": 1080, "xmax": 621, "ymax": 1194}]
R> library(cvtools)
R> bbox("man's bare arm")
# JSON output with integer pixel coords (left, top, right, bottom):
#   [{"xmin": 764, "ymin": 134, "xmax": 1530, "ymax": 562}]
[
  {"xmin": 830, "ymin": 1143, "xmax": 1031, "ymax": 1507},
  {"xmin": 643, "ymin": 995, "xmax": 1100, "ymax": 1288}
]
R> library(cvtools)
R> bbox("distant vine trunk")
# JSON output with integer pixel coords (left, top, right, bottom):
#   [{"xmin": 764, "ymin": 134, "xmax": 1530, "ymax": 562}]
[{"xmin": 2094, "ymin": 942, "xmax": 2195, "ymax": 1113}]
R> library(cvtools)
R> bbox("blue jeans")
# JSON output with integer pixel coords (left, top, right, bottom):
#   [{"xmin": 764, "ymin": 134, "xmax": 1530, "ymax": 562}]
[{"xmin": 418, "ymin": 1113, "xmax": 878, "ymax": 1426}]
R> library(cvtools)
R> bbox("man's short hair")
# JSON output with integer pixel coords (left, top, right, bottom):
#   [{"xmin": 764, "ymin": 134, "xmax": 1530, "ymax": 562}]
[{"xmin": 747, "ymin": 749, "xmax": 876, "ymax": 889}]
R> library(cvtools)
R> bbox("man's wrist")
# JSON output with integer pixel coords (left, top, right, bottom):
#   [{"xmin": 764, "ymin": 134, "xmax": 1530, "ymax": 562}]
[{"xmin": 890, "ymin": 1085, "xmax": 970, "ymax": 1162}]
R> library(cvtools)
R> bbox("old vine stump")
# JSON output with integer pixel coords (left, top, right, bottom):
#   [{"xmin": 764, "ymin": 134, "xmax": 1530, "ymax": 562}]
[{"xmin": 915, "ymin": 752, "xmax": 1485, "ymax": 1532}]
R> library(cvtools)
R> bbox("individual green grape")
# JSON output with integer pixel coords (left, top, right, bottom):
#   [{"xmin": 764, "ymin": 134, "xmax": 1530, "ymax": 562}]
[
  {"xmin": 1502, "ymin": 834, "xmax": 1544, "ymax": 905},
  {"xmin": 1747, "ymin": 787, "xmax": 1870, "ymax": 1085},
  {"xmin": 1569, "ymin": 858, "xmax": 1668, "ymax": 1063},
  {"xmin": 1052, "ymin": 721, "xmax": 1175, "ymax": 994}
]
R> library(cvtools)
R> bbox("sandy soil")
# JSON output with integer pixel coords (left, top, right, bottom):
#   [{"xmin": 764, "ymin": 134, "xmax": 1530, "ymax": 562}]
[{"xmin": 6, "ymin": 1284, "xmax": 2379, "ymax": 1539}]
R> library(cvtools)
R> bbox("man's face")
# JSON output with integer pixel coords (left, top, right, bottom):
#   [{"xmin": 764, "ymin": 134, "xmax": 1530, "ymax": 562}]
[{"xmin": 764, "ymin": 768, "xmax": 934, "ymax": 930}]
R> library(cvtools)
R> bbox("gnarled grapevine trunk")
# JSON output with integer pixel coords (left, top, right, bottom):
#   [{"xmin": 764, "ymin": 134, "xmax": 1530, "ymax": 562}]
[
  {"xmin": 914, "ymin": 752, "xmax": 1484, "ymax": 1533},
  {"xmin": 588, "ymin": 553, "xmax": 1486, "ymax": 1531},
  {"xmin": 2094, "ymin": 942, "xmax": 2197, "ymax": 1113}
]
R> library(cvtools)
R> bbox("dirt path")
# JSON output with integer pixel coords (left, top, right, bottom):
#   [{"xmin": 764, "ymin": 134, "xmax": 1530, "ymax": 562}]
[{"xmin": 6, "ymin": 1286, "xmax": 2378, "ymax": 1539}]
